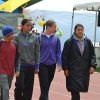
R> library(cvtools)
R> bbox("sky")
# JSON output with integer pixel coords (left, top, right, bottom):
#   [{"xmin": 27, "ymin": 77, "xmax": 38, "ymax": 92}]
[{"xmin": 0, "ymin": 0, "xmax": 4, "ymax": 4}]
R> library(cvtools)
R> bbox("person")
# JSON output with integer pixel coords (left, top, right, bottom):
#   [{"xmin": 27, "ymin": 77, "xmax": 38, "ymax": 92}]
[
  {"xmin": 38, "ymin": 20, "xmax": 62, "ymax": 100},
  {"xmin": 0, "ymin": 26, "xmax": 20, "ymax": 100},
  {"xmin": 14, "ymin": 19, "xmax": 40, "ymax": 100},
  {"xmin": 32, "ymin": 28, "xmax": 40, "ymax": 36},
  {"xmin": 62, "ymin": 24, "xmax": 97, "ymax": 100},
  {"xmin": 30, "ymin": 20, "xmax": 35, "ymax": 30},
  {"xmin": 30, "ymin": 20, "xmax": 39, "ymax": 35}
]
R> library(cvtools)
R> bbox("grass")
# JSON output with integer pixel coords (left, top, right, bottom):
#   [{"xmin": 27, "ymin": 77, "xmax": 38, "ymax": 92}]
[{"xmin": 95, "ymin": 67, "xmax": 100, "ymax": 72}]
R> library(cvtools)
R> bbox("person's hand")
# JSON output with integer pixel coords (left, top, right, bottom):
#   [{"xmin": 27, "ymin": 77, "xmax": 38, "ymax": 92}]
[
  {"xmin": 15, "ymin": 71, "xmax": 20, "ymax": 77},
  {"xmin": 34, "ymin": 69, "xmax": 39, "ymax": 74},
  {"xmin": 64, "ymin": 70, "xmax": 69, "ymax": 77},
  {"xmin": 56, "ymin": 65, "xmax": 62, "ymax": 72},
  {"xmin": 90, "ymin": 67, "xmax": 95, "ymax": 74}
]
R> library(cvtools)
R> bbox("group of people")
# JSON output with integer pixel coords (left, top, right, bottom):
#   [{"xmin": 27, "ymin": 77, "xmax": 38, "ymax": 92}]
[{"xmin": 0, "ymin": 18, "xmax": 97, "ymax": 100}]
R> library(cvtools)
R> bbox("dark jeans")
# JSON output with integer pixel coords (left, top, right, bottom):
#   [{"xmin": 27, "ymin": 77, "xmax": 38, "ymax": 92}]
[
  {"xmin": 14, "ymin": 67, "xmax": 35, "ymax": 100},
  {"xmin": 71, "ymin": 92, "xmax": 80, "ymax": 100},
  {"xmin": 38, "ymin": 63, "xmax": 56, "ymax": 100}
]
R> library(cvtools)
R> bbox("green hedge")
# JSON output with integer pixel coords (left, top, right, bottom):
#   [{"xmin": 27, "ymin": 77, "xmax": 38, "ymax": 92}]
[{"xmin": 95, "ymin": 67, "xmax": 100, "ymax": 72}]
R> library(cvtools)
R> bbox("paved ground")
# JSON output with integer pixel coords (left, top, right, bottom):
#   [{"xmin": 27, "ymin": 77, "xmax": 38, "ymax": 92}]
[{"xmin": 10, "ymin": 71, "xmax": 100, "ymax": 100}]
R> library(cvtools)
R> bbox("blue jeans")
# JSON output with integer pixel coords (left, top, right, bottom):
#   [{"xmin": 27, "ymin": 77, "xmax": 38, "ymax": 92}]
[{"xmin": 0, "ymin": 74, "xmax": 13, "ymax": 100}]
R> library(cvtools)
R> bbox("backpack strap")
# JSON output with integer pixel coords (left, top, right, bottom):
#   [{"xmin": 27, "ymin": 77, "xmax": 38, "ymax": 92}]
[
  {"xmin": 0, "ymin": 40, "xmax": 3, "ymax": 47},
  {"xmin": 40, "ymin": 33, "xmax": 42, "ymax": 45},
  {"xmin": 38, "ymin": 33, "xmax": 42, "ymax": 45}
]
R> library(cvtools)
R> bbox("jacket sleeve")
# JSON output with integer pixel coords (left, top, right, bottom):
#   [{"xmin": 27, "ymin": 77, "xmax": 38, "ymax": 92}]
[
  {"xmin": 56, "ymin": 37, "xmax": 61, "ymax": 66},
  {"xmin": 15, "ymin": 44, "xmax": 20, "ymax": 72},
  {"xmin": 34, "ymin": 36, "xmax": 40, "ymax": 69},
  {"xmin": 62, "ymin": 39, "xmax": 71, "ymax": 70},
  {"xmin": 88, "ymin": 39, "xmax": 97, "ymax": 69},
  {"xmin": 13, "ymin": 37, "xmax": 20, "ymax": 72}
]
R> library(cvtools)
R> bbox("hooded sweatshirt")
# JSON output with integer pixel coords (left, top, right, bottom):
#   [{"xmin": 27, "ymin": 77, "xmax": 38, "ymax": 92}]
[{"xmin": 14, "ymin": 32, "xmax": 40, "ymax": 69}]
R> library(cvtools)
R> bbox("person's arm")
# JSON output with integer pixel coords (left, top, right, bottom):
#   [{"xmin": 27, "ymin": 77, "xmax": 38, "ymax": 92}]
[
  {"xmin": 62, "ymin": 40, "xmax": 71, "ymax": 70},
  {"xmin": 15, "ymin": 47, "xmax": 20, "ymax": 77},
  {"xmin": 88, "ymin": 39, "xmax": 97, "ymax": 74},
  {"xmin": 34, "ymin": 36, "xmax": 40, "ymax": 73},
  {"xmin": 56, "ymin": 37, "xmax": 61, "ymax": 68},
  {"xmin": 62, "ymin": 40, "xmax": 71, "ymax": 76},
  {"xmin": 88, "ymin": 39, "xmax": 97, "ymax": 69},
  {"xmin": 13, "ymin": 38, "xmax": 20, "ymax": 77}
]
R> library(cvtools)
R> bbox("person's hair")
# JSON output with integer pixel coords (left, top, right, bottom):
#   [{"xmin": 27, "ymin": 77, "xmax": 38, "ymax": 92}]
[
  {"xmin": 21, "ymin": 19, "xmax": 31, "ymax": 31},
  {"xmin": 74, "ymin": 23, "xmax": 84, "ymax": 34},
  {"xmin": 42, "ymin": 20, "xmax": 56, "ymax": 33}
]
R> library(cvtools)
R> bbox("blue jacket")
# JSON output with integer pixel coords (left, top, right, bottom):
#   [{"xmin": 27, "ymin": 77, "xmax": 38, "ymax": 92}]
[{"xmin": 38, "ymin": 34, "xmax": 61, "ymax": 66}]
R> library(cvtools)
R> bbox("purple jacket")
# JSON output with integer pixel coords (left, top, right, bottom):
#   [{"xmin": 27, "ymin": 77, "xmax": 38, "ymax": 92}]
[{"xmin": 38, "ymin": 34, "xmax": 61, "ymax": 66}]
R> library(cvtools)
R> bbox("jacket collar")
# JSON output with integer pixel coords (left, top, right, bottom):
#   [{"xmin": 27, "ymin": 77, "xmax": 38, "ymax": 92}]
[{"xmin": 20, "ymin": 32, "xmax": 32, "ymax": 37}]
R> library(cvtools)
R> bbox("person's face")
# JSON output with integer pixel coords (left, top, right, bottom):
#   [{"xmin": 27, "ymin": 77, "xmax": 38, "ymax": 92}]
[
  {"xmin": 9, "ymin": 34, "xmax": 14, "ymax": 40},
  {"xmin": 48, "ymin": 24, "xmax": 57, "ymax": 34},
  {"xmin": 75, "ymin": 26, "xmax": 84, "ymax": 39},
  {"xmin": 22, "ymin": 21, "xmax": 32, "ymax": 33},
  {"xmin": 5, "ymin": 34, "xmax": 14, "ymax": 41}
]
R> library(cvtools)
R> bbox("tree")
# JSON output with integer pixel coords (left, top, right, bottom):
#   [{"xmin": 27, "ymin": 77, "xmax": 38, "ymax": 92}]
[
  {"xmin": 2, "ymin": 0, "xmax": 7, "ymax": 1},
  {"xmin": 26, "ymin": 0, "xmax": 42, "ymax": 7}
]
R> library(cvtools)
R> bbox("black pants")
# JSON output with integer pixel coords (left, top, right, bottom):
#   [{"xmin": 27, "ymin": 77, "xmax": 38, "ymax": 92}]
[
  {"xmin": 71, "ymin": 92, "xmax": 80, "ymax": 100},
  {"xmin": 14, "ymin": 67, "xmax": 35, "ymax": 100},
  {"xmin": 38, "ymin": 63, "xmax": 56, "ymax": 100}
]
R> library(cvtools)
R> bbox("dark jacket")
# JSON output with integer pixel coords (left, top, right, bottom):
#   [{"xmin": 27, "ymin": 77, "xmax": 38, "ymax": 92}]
[{"xmin": 62, "ymin": 36, "xmax": 97, "ymax": 92}]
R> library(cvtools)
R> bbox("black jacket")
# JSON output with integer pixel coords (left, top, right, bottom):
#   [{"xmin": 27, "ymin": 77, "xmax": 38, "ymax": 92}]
[{"xmin": 62, "ymin": 36, "xmax": 97, "ymax": 92}]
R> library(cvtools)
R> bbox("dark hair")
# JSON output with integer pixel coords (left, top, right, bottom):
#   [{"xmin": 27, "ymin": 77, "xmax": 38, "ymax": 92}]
[
  {"xmin": 74, "ymin": 24, "xmax": 84, "ymax": 34},
  {"xmin": 21, "ymin": 19, "xmax": 31, "ymax": 31},
  {"xmin": 21, "ymin": 19, "xmax": 30, "ymax": 26},
  {"xmin": 43, "ymin": 20, "xmax": 56, "ymax": 33}
]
